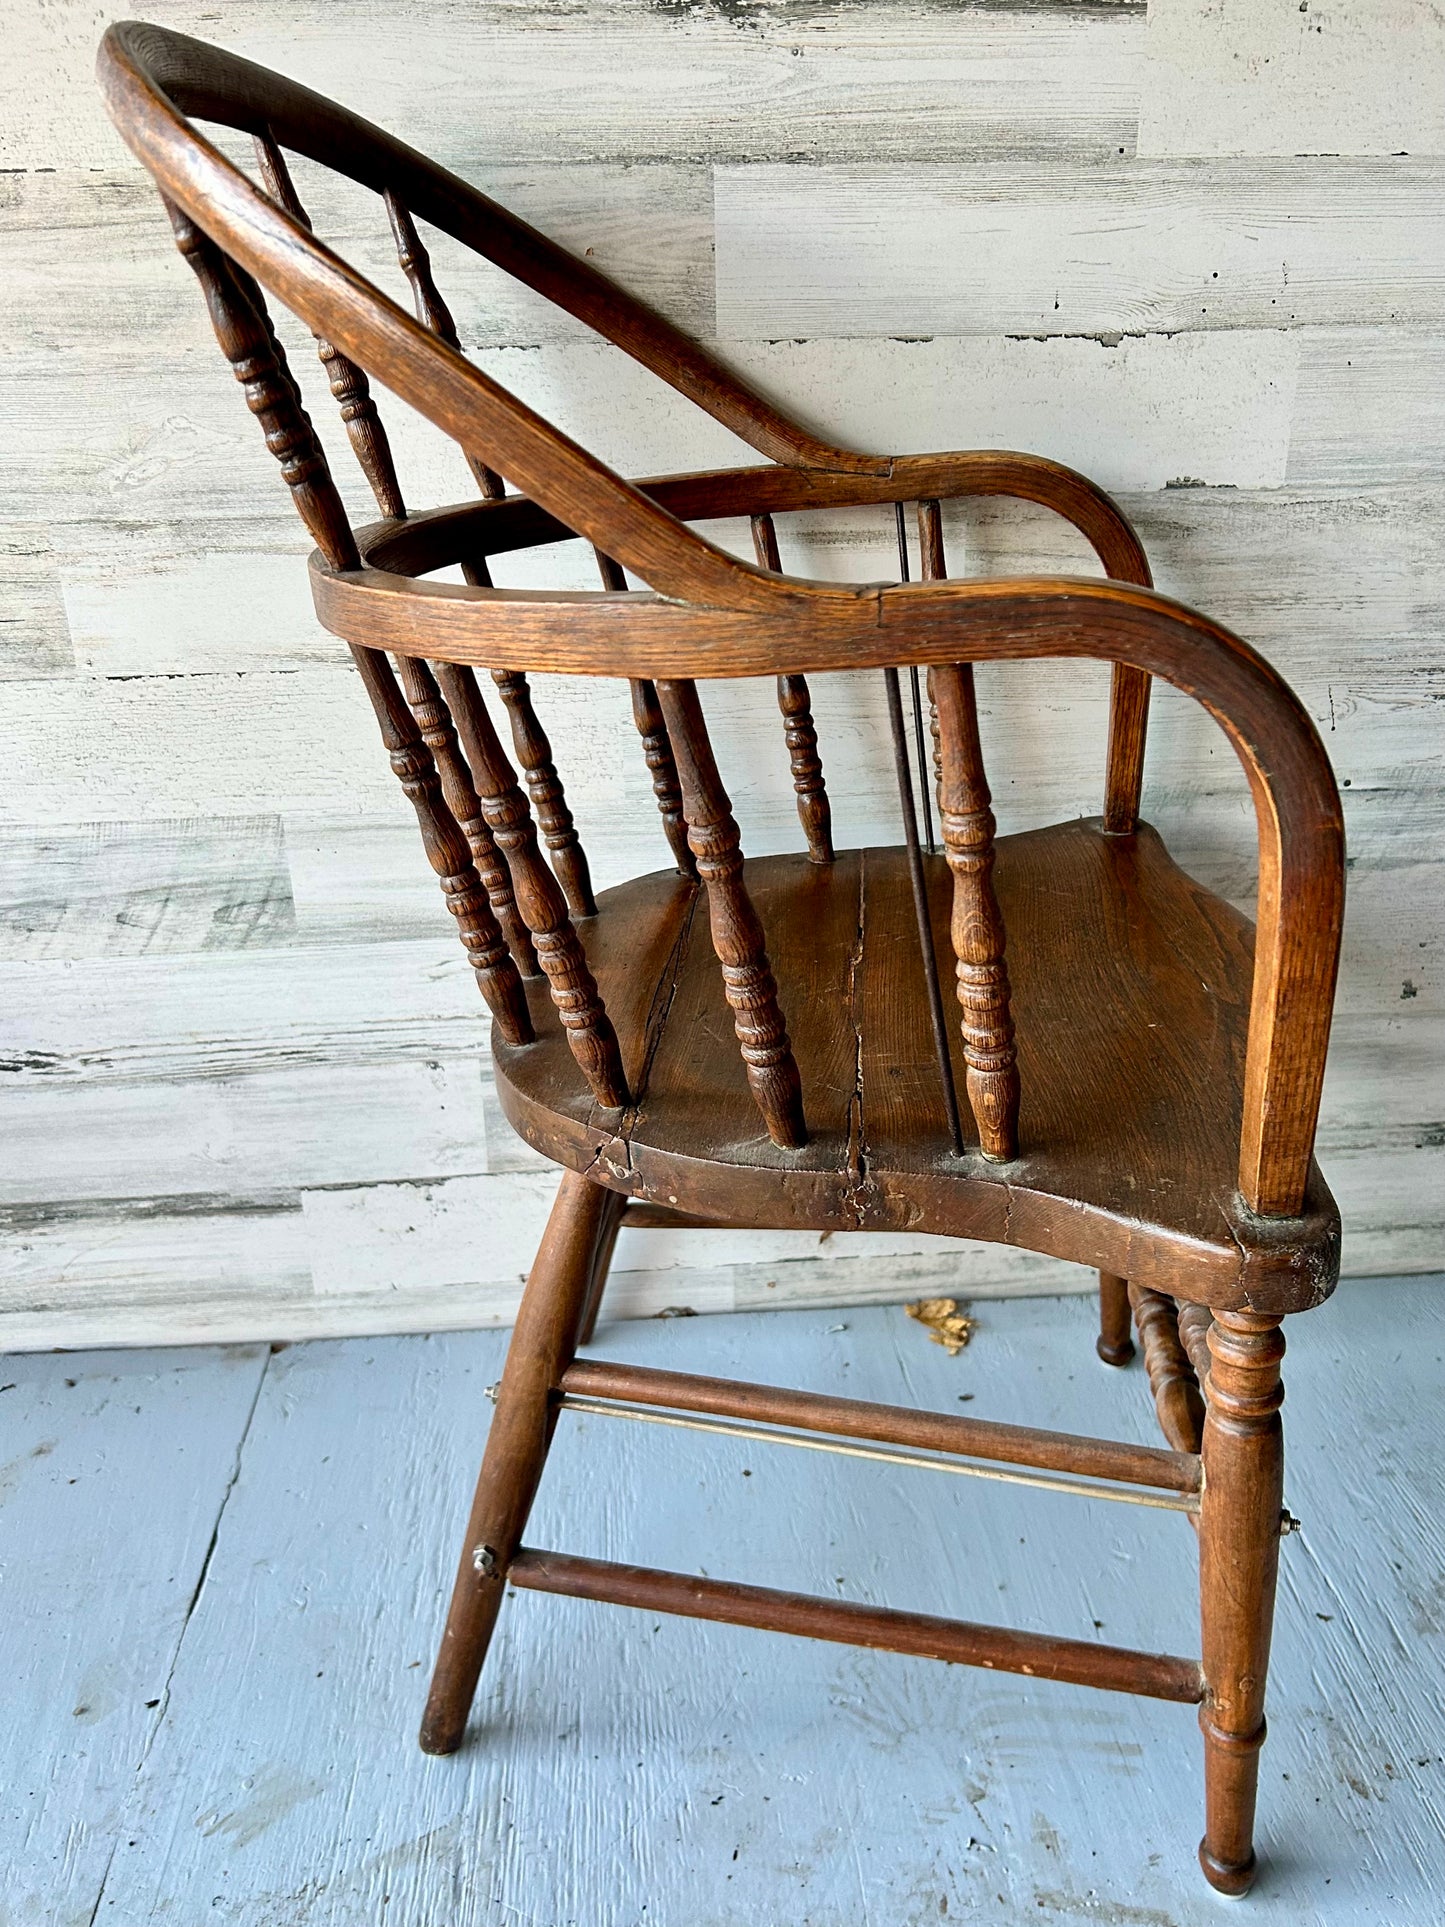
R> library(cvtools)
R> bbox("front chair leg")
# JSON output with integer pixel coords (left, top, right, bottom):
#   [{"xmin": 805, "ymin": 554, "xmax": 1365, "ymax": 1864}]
[
  {"xmin": 1197, "ymin": 1309, "xmax": 1286, "ymax": 1895},
  {"xmin": 420, "ymin": 1170, "xmax": 620, "ymax": 1755}
]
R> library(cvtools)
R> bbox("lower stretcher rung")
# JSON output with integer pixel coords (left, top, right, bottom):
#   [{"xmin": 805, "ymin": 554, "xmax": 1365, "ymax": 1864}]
[{"xmin": 508, "ymin": 1549, "xmax": 1205, "ymax": 1705}]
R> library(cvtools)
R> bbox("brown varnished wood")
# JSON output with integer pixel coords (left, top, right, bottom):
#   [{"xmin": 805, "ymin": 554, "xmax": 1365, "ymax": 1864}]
[
  {"xmin": 1129, "ymin": 1282, "xmax": 1206, "ymax": 1456},
  {"xmin": 597, "ymin": 552, "xmax": 697, "ymax": 878},
  {"xmin": 488, "ymin": 671, "xmax": 595, "ymax": 919},
  {"xmin": 509, "ymin": 1550, "xmax": 1204, "ymax": 1706},
  {"xmin": 920, "ymin": 499, "xmax": 1019, "ymax": 1162},
  {"xmin": 253, "ymin": 132, "xmax": 406, "ymax": 521},
  {"xmin": 385, "ymin": 191, "xmax": 506, "ymax": 501},
  {"xmin": 420, "ymin": 1170, "xmax": 618, "ymax": 1753},
  {"xmin": 631, "ymin": 677, "xmax": 696, "ymax": 878},
  {"xmin": 393, "ymin": 655, "xmax": 538, "ymax": 978},
  {"xmin": 1177, "ymin": 1300, "xmax": 1215, "ymax": 1390},
  {"xmin": 102, "ymin": 24, "xmax": 886, "ymax": 479},
  {"xmin": 654, "ymin": 681, "xmax": 808, "ymax": 1150},
  {"xmin": 103, "ymin": 29, "xmax": 1347, "ymax": 1883},
  {"xmin": 932, "ymin": 663, "xmax": 1020, "ymax": 1163},
  {"xmin": 751, "ymin": 515, "xmax": 833, "ymax": 865},
  {"xmin": 350, "ymin": 647, "xmax": 531, "ymax": 1043},
  {"xmin": 493, "ymin": 831, "xmax": 1339, "ymax": 1312},
  {"xmin": 1197, "ymin": 1312, "xmax": 1286, "ymax": 1896},
  {"xmin": 560, "ymin": 1359, "xmax": 1201, "ymax": 1494},
  {"xmin": 435, "ymin": 662, "xmax": 626, "ymax": 1107},
  {"xmin": 1097, "ymin": 1272, "xmax": 1135, "ymax": 1368},
  {"xmin": 168, "ymin": 198, "xmax": 530, "ymax": 1038},
  {"xmin": 166, "ymin": 201, "xmax": 359, "ymax": 575}
]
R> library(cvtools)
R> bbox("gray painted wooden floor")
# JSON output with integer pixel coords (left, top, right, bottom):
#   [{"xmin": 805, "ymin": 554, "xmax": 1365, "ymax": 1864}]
[{"xmin": 5, "ymin": 1278, "xmax": 1443, "ymax": 1925}]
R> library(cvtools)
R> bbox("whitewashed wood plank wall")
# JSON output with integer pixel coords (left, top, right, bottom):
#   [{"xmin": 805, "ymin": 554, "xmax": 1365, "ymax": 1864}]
[{"xmin": 0, "ymin": 0, "xmax": 1440, "ymax": 1349}]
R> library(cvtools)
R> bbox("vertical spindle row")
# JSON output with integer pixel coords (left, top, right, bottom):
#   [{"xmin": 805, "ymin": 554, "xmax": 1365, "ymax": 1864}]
[
  {"xmin": 436, "ymin": 663, "xmax": 628, "ymax": 1109},
  {"xmin": 253, "ymin": 134, "xmax": 406, "ymax": 520},
  {"xmin": 394, "ymin": 657, "xmax": 539, "ymax": 976},
  {"xmin": 352, "ymin": 649, "xmax": 534, "ymax": 1041}
]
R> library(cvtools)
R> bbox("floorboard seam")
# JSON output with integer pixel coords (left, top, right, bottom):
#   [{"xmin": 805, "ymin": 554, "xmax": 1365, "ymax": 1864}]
[{"xmin": 84, "ymin": 1346, "xmax": 273, "ymax": 1927}]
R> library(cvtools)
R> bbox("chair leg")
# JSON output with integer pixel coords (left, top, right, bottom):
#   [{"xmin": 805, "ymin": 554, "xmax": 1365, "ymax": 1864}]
[
  {"xmin": 1197, "ymin": 1309, "xmax": 1285, "ymax": 1895},
  {"xmin": 576, "ymin": 1190, "xmax": 627, "ymax": 1347},
  {"xmin": 419, "ymin": 1169, "xmax": 619, "ymax": 1755},
  {"xmin": 1096, "ymin": 1270, "xmax": 1134, "ymax": 1366}
]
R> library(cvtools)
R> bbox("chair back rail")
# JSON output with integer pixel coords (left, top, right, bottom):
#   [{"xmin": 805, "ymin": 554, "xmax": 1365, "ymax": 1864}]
[{"xmin": 101, "ymin": 22, "xmax": 1344, "ymax": 1217}]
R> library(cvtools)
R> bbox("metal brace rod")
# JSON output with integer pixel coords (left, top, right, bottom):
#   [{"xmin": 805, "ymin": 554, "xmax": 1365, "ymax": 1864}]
[{"xmin": 556, "ymin": 1391, "xmax": 1202, "ymax": 1516}]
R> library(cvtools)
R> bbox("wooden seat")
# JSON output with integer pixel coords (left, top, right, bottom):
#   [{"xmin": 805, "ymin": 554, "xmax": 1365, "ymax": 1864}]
[
  {"xmin": 496, "ymin": 825, "xmax": 1338, "ymax": 1313},
  {"xmin": 100, "ymin": 21, "xmax": 1347, "ymax": 1897}
]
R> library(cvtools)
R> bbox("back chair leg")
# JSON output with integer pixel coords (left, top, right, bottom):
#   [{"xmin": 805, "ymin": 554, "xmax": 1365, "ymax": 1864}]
[
  {"xmin": 1096, "ymin": 1270, "xmax": 1134, "ymax": 1366},
  {"xmin": 420, "ymin": 1171, "xmax": 620, "ymax": 1755},
  {"xmin": 1197, "ymin": 1309, "xmax": 1286, "ymax": 1895}
]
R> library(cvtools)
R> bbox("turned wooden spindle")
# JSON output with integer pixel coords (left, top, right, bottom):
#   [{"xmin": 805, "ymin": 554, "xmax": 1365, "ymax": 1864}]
[
  {"xmin": 1198, "ymin": 1311, "xmax": 1286, "ymax": 1896},
  {"xmin": 435, "ymin": 662, "xmax": 627, "ymax": 1109},
  {"xmin": 384, "ymin": 190, "xmax": 506, "ymax": 500},
  {"xmin": 1176, "ymin": 1300, "xmax": 1215, "ymax": 1391},
  {"xmin": 595, "ymin": 553, "xmax": 697, "ymax": 877},
  {"xmin": 394, "ymin": 656, "xmax": 539, "ymax": 977},
  {"xmin": 169, "ymin": 210, "xmax": 529, "ymax": 1038},
  {"xmin": 1128, "ymin": 1283, "xmax": 1205, "ymax": 1455},
  {"xmin": 253, "ymin": 133, "xmax": 406, "ymax": 520},
  {"xmin": 655, "ymin": 679, "xmax": 807, "ymax": 1149},
  {"xmin": 489, "ymin": 669, "xmax": 596, "ymax": 919},
  {"xmin": 168, "ymin": 204, "xmax": 360, "ymax": 573},
  {"xmin": 750, "ymin": 514, "xmax": 833, "ymax": 864},
  {"xmin": 924, "ymin": 506, "xmax": 1019, "ymax": 1162},
  {"xmin": 352, "ymin": 649, "xmax": 532, "ymax": 1042}
]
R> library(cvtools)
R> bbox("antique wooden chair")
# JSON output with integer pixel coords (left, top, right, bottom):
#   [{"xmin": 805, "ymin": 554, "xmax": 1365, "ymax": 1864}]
[{"xmin": 100, "ymin": 23, "xmax": 1345, "ymax": 1894}]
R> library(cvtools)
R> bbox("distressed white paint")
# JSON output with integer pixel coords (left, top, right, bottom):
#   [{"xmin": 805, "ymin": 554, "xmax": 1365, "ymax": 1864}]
[
  {"xmin": 2, "ymin": 1, "xmax": 1145, "ymax": 172},
  {"xmin": 716, "ymin": 158, "xmax": 1445, "ymax": 340},
  {"xmin": 0, "ymin": 0, "xmax": 1439, "ymax": 1346},
  {"xmin": 7, "ymin": 1283, "xmax": 1442, "ymax": 1922},
  {"xmin": 1139, "ymin": 0, "xmax": 1445, "ymax": 159}
]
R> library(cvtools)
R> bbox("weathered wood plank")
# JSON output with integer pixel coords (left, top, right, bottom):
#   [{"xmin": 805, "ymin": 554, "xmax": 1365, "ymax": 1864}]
[
  {"xmin": 0, "ymin": 526, "xmax": 74, "ymax": 679},
  {"xmin": 0, "ymin": 939, "xmax": 493, "ymax": 1205},
  {"xmin": 0, "ymin": 816, "xmax": 294, "ymax": 960},
  {"xmin": 6, "ymin": 2, "xmax": 1143, "ymax": 172},
  {"xmin": 1139, "ymin": 0, "xmax": 1445, "ymax": 158},
  {"xmin": 1289, "ymin": 328, "xmax": 1445, "ymax": 486},
  {"xmin": 3, "ymin": 162, "xmax": 715, "ymax": 356},
  {"xmin": 65, "ymin": 1282, "xmax": 1445, "ymax": 1921},
  {"xmin": 717, "ymin": 159, "xmax": 1445, "ymax": 340},
  {"xmin": 0, "ymin": 1339, "xmax": 269, "ymax": 1926}
]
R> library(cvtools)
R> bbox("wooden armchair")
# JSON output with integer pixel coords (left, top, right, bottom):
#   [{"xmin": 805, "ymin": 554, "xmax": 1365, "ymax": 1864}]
[{"xmin": 99, "ymin": 21, "xmax": 1345, "ymax": 1895}]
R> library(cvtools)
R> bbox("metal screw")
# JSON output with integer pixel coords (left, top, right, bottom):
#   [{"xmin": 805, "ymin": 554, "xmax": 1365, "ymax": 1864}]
[
  {"xmin": 472, "ymin": 1543, "xmax": 498, "ymax": 1576},
  {"xmin": 1280, "ymin": 1510, "xmax": 1302, "ymax": 1536}
]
